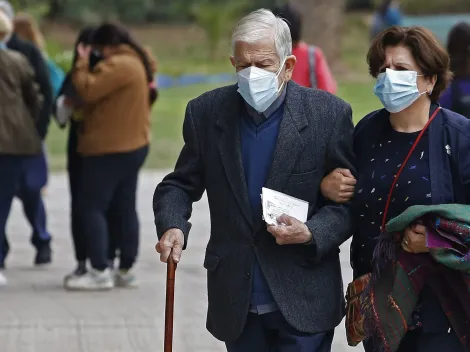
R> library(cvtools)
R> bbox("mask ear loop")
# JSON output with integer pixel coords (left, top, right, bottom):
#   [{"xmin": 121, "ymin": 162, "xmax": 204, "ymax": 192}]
[
  {"xmin": 416, "ymin": 73, "xmax": 433, "ymax": 97},
  {"xmin": 275, "ymin": 57, "xmax": 288, "ymax": 94}
]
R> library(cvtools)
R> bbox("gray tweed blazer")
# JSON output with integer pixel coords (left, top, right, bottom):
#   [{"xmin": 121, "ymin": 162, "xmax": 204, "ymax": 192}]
[{"xmin": 153, "ymin": 81, "xmax": 356, "ymax": 342}]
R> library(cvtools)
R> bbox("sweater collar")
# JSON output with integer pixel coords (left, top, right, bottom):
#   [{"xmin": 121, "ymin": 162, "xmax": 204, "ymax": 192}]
[{"xmin": 245, "ymin": 86, "xmax": 287, "ymax": 121}]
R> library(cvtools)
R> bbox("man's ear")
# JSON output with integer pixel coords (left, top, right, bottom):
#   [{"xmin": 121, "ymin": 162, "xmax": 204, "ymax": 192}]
[
  {"xmin": 230, "ymin": 56, "xmax": 236, "ymax": 68},
  {"xmin": 284, "ymin": 55, "xmax": 297, "ymax": 81}
]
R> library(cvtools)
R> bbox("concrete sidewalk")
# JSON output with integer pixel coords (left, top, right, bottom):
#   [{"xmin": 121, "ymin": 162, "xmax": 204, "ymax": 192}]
[{"xmin": 0, "ymin": 172, "xmax": 357, "ymax": 352}]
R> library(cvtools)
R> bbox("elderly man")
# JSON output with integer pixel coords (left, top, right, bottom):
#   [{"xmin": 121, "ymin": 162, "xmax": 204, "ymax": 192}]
[{"xmin": 153, "ymin": 9, "xmax": 355, "ymax": 352}]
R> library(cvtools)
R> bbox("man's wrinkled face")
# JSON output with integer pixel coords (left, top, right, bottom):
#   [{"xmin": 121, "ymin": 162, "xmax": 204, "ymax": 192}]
[{"xmin": 230, "ymin": 39, "xmax": 296, "ymax": 83}]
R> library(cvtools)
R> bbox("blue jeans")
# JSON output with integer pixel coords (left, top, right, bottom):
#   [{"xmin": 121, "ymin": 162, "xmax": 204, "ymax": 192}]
[
  {"xmin": 14, "ymin": 151, "xmax": 51, "ymax": 249},
  {"xmin": 0, "ymin": 155, "xmax": 30, "ymax": 265},
  {"xmin": 225, "ymin": 311, "xmax": 334, "ymax": 352}
]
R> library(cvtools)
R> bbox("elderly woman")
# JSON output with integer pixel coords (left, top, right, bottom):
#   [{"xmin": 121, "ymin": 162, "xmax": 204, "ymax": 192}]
[
  {"xmin": 321, "ymin": 26, "xmax": 469, "ymax": 351},
  {"xmin": 64, "ymin": 23, "xmax": 156, "ymax": 291},
  {"xmin": 0, "ymin": 10, "xmax": 41, "ymax": 285}
]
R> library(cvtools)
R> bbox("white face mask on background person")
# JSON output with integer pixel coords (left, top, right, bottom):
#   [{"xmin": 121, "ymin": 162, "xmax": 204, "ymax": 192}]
[
  {"xmin": 237, "ymin": 60, "xmax": 286, "ymax": 113},
  {"xmin": 373, "ymin": 68, "xmax": 428, "ymax": 113}
]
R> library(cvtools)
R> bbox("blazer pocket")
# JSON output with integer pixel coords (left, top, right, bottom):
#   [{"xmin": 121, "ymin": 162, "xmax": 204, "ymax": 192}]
[
  {"xmin": 203, "ymin": 251, "xmax": 220, "ymax": 272},
  {"xmin": 289, "ymin": 169, "xmax": 319, "ymax": 184}
]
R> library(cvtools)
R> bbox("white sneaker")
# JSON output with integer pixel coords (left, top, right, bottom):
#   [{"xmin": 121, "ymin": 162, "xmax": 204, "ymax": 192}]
[
  {"xmin": 115, "ymin": 269, "xmax": 139, "ymax": 288},
  {"xmin": 63, "ymin": 266, "xmax": 87, "ymax": 287},
  {"xmin": 64, "ymin": 268, "xmax": 114, "ymax": 291},
  {"xmin": 0, "ymin": 272, "xmax": 6, "ymax": 286}
]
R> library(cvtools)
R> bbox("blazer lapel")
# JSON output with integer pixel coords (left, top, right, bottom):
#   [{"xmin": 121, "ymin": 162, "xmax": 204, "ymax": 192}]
[
  {"xmin": 264, "ymin": 82, "xmax": 309, "ymax": 191},
  {"xmin": 254, "ymin": 82, "xmax": 309, "ymax": 230},
  {"xmin": 216, "ymin": 85, "xmax": 253, "ymax": 229}
]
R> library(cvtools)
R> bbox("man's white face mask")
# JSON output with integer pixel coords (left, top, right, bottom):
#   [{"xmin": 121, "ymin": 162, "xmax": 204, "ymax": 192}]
[{"xmin": 237, "ymin": 59, "xmax": 286, "ymax": 113}]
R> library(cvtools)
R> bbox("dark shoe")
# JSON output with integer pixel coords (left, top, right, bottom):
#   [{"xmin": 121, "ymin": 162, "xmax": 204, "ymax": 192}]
[{"xmin": 35, "ymin": 245, "xmax": 52, "ymax": 266}]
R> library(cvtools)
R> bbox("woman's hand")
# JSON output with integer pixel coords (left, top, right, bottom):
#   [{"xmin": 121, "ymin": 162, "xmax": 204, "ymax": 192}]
[
  {"xmin": 320, "ymin": 168, "xmax": 356, "ymax": 203},
  {"xmin": 77, "ymin": 43, "xmax": 92, "ymax": 59},
  {"xmin": 402, "ymin": 223, "xmax": 429, "ymax": 253}
]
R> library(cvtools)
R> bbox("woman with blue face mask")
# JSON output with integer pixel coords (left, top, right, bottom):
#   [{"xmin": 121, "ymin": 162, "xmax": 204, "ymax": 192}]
[{"xmin": 320, "ymin": 26, "xmax": 470, "ymax": 351}]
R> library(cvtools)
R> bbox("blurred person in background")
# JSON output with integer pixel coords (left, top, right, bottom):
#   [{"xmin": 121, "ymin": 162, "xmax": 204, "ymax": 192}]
[
  {"xmin": 0, "ymin": 9, "xmax": 42, "ymax": 285},
  {"xmin": 440, "ymin": 22, "xmax": 470, "ymax": 117},
  {"xmin": 272, "ymin": 2, "xmax": 337, "ymax": 93},
  {"xmin": 370, "ymin": 0, "xmax": 402, "ymax": 41},
  {"xmin": 14, "ymin": 12, "xmax": 65, "ymax": 98},
  {"xmin": 56, "ymin": 26, "xmax": 121, "ymax": 285},
  {"xmin": 64, "ymin": 23, "xmax": 157, "ymax": 291},
  {"xmin": 0, "ymin": 0, "xmax": 53, "ymax": 267}
]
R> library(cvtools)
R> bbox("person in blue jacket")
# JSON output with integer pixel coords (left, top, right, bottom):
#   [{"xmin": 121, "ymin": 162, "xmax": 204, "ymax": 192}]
[
  {"xmin": 321, "ymin": 26, "xmax": 467, "ymax": 351},
  {"xmin": 370, "ymin": 0, "xmax": 403, "ymax": 41}
]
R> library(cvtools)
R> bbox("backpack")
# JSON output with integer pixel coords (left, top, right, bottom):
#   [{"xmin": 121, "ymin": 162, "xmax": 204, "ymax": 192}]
[
  {"xmin": 451, "ymin": 80, "xmax": 470, "ymax": 119},
  {"xmin": 308, "ymin": 45, "xmax": 317, "ymax": 89}
]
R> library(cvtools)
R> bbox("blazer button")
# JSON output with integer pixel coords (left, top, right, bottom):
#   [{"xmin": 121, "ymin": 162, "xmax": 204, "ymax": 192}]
[
  {"xmin": 253, "ymin": 239, "xmax": 260, "ymax": 246},
  {"xmin": 244, "ymin": 272, "xmax": 251, "ymax": 279}
]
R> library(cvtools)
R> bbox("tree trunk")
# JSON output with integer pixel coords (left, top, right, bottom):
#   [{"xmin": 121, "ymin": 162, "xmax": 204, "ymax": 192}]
[
  {"xmin": 47, "ymin": 0, "xmax": 63, "ymax": 19},
  {"xmin": 290, "ymin": 0, "xmax": 346, "ymax": 67}
]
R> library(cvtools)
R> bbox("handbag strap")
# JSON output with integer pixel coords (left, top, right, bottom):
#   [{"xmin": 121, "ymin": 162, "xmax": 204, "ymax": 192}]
[{"xmin": 380, "ymin": 107, "xmax": 442, "ymax": 231}]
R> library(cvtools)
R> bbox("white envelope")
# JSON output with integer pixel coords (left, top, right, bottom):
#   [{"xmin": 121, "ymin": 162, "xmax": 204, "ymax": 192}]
[{"xmin": 261, "ymin": 187, "xmax": 309, "ymax": 225}]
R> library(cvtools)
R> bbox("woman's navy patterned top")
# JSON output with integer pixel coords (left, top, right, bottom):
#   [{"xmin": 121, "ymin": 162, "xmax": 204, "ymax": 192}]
[{"xmin": 352, "ymin": 121, "xmax": 432, "ymax": 277}]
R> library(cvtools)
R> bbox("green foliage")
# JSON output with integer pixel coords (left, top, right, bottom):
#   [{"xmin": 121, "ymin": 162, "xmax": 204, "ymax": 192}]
[{"xmin": 191, "ymin": 0, "xmax": 249, "ymax": 60}]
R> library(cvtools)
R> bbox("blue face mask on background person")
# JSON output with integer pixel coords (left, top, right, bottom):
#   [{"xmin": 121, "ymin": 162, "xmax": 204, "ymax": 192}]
[
  {"xmin": 237, "ymin": 60, "xmax": 286, "ymax": 113},
  {"xmin": 374, "ymin": 68, "xmax": 427, "ymax": 113}
]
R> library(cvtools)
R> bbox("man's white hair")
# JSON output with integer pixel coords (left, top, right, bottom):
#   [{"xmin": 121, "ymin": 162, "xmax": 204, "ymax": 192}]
[{"xmin": 232, "ymin": 9, "xmax": 292, "ymax": 62}]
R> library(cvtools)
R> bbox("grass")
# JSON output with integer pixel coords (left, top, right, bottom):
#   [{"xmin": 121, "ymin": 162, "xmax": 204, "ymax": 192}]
[{"xmin": 43, "ymin": 12, "xmax": 381, "ymax": 171}]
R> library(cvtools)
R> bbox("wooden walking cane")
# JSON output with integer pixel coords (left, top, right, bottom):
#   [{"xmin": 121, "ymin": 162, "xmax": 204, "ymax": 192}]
[{"xmin": 164, "ymin": 252, "xmax": 177, "ymax": 352}]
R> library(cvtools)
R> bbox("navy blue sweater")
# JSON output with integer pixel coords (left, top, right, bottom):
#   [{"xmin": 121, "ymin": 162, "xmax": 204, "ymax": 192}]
[{"xmin": 240, "ymin": 101, "xmax": 284, "ymax": 312}]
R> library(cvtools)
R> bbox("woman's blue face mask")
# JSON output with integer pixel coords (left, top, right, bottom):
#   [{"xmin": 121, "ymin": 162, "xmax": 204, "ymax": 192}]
[{"xmin": 374, "ymin": 68, "xmax": 427, "ymax": 113}]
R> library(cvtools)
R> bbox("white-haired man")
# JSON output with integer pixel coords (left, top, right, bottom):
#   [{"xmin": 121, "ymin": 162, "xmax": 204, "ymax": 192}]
[{"xmin": 153, "ymin": 9, "xmax": 355, "ymax": 352}]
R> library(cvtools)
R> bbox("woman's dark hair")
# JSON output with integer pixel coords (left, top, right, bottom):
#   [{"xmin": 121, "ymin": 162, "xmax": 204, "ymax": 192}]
[
  {"xmin": 367, "ymin": 26, "xmax": 453, "ymax": 103},
  {"xmin": 378, "ymin": 0, "xmax": 393, "ymax": 17},
  {"xmin": 58, "ymin": 26, "xmax": 97, "ymax": 100},
  {"xmin": 447, "ymin": 22, "xmax": 470, "ymax": 79},
  {"xmin": 91, "ymin": 23, "xmax": 157, "ymax": 104},
  {"xmin": 72, "ymin": 26, "xmax": 96, "ymax": 67},
  {"xmin": 272, "ymin": 3, "xmax": 302, "ymax": 44}
]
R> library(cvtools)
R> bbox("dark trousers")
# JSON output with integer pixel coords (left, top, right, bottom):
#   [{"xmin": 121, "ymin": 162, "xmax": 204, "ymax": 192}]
[
  {"xmin": 14, "ymin": 151, "xmax": 51, "ymax": 249},
  {"xmin": 67, "ymin": 123, "xmax": 118, "ymax": 264},
  {"xmin": 76, "ymin": 146, "xmax": 148, "ymax": 271},
  {"xmin": 0, "ymin": 156, "xmax": 29, "ymax": 265},
  {"xmin": 225, "ymin": 311, "xmax": 334, "ymax": 352}
]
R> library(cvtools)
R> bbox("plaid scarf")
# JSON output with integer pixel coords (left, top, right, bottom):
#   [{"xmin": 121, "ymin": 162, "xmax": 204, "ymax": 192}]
[{"xmin": 361, "ymin": 204, "xmax": 470, "ymax": 352}]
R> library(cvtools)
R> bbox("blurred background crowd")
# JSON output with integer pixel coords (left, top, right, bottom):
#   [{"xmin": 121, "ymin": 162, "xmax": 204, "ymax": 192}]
[{"xmin": 1, "ymin": 0, "xmax": 470, "ymax": 291}]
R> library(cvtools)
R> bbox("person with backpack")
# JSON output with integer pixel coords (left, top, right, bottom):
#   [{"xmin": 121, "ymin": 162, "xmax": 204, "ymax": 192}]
[
  {"xmin": 370, "ymin": 0, "xmax": 403, "ymax": 41},
  {"xmin": 440, "ymin": 22, "xmax": 470, "ymax": 118},
  {"xmin": 0, "ymin": 10, "xmax": 42, "ymax": 285},
  {"xmin": 0, "ymin": 1, "xmax": 53, "ymax": 267},
  {"xmin": 272, "ymin": 3, "xmax": 337, "ymax": 93}
]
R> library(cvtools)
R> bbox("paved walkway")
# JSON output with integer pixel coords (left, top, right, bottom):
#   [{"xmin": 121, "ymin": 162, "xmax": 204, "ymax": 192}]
[{"xmin": 0, "ymin": 172, "xmax": 357, "ymax": 352}]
